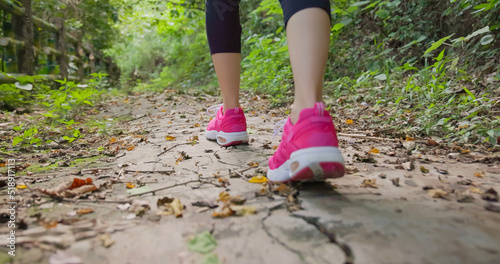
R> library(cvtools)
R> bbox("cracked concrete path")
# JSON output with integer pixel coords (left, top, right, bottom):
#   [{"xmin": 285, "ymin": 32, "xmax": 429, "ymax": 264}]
[{"xmin": 6, "ymin": 90, "xmax": 500, "ymax": 264}]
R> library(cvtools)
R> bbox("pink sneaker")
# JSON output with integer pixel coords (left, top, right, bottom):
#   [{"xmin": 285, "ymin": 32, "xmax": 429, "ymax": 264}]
[
  {"xmin": 205, "ymin": 104, "xmax": 249, "ymax": 146},
  {"xmin": 267, "ymin": 102, "xmax": 345, "ymax": 182}
]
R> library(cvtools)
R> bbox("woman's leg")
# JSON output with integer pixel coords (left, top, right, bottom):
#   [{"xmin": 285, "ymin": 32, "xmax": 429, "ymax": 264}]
[
  {"xmin": 205, "ymin": 0, "xmax": 242, "ymax": 111},
  {"xmin": 286, "ymin": 8, "xmax": 330, "ymax": 124},
  {"xmin": 205, "ymin": 0, "xmax": 248, "ymax": 147},
  {"xmin": 268, "ymin": 1, "xmax": 344, "ymax": 182}
]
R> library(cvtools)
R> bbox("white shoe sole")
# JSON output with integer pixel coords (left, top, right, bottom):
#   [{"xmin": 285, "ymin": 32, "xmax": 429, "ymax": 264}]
[
  {"xmin": 267, "ymin": 146, "xmax": 345, "ymax": 182},
  {"xmin": 205, "ymin": 130, "xmax": 249, "ymax": 146}
]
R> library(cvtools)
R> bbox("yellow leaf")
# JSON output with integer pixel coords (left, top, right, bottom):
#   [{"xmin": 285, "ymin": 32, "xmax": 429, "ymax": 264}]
[
  {"xmin": 360, "ymin": 179, "xmax": 377, "ymax": 188},
  {"xmin": 161, "ymin": 109, "xmax": 166, "ymax": 112},
  {"xmin": 474, "ymin": 171, "xmax": 485, "ymax": 178},
  {"xmin": 170, "ymin": 198, "xmax": 183, "ymax": 218},
  {"xmin": 248, "ymin": 161, "xmax": 259, "ymax": 168},
  {"xmin": 469, "ymin": 187, "xmax": 483, "ymax": 194},
  {"xmin": 368, "ymin": 147, "xmax": 379, "ymax": 154},
  {"xmin": 217, "ymin": 191, "xmax": 232, "ymax": 202},
  {"xmin": 194, "ymin": 123, "xmax": 201, "ymax": 127},
  {"xmin": 249, "ymin": 175, "xmax": 268, "ymax": 183},
  {"xmin": 0, "ymin": 162, "xmax": 5, "ymax": 167},
  {"xmin": 405, "ymin": 135, "xmax": 415, "ymax": 141},
  {"xmin": 165, "ymin": 135, "xmax": 176, "ymax": 141},
  {"xmin": 127, "ymin": 146, "xmax": 135, "ymax": 151},
  {"xmin": 273, "ymin": 145, "xmax": 278, "ymax": 150},
  {"xmin": 229, "ymin": 205, "xmax": 257, "ymax": 216},
  {"xmin": 168, "ymin": 121, "xmax": 172, "ymax": 124},
  {"xmin": 16, "ymin": 185, "xmax": 27, "ymax": 189},
  {"xmin": 124, "ymin": 99, "xmax": 129, "ymax": 103},
  {"xmin": 110, "ymin": 138, "xmax": 117, "ymax": 143},
  {"xmin": 346, "ymin": 119, "xmax": 353, "ymax": 124},
  {"xmin": 126, "ymin": 183, "xmax": 135, "ymax": 189},
  {"xmin": 77, "ymin": 208, "xmax": 94, "ymax": 215}
]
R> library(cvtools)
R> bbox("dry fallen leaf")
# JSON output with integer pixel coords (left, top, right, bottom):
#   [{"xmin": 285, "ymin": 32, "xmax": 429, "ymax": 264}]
[
  {"xmin": 16, "ymin": 184, "xmax": 28, "ymax": 189},
  {"xmin": 171, "ymin": 198, "xmax": 183, "ymax": 218},
  {"xmin": 420, "ymin": 166, "xmax": 429, "ymax": 173},
  {"xmin": 127, "ymin": 146, "xmax": 135, "ymax": 151},
  {"xmin": 426, "ymin": 139, "xmax": 439, "ymax": 146},
  {"xmin": 248, "ymin": 161, "xmax": 259, "ymax": 168},
  {"xmin": 212, "ymin": 206, "xmax": 234, "ymax": 218},
  {"xmin": 165, "ymin": 135, "xmax": 176, "ymax": 141},
  {"xmin": 126, "ymin": 182, "xmax": 135, "ymax": 189},
  {"xmin": 346, "ymin": 119, "xmax": 353, "ymax": 124},
  {"xmin": 368, "ymin": 147, "xmax": 379, "ymax": 154},
  {"xmin": 248, "ymin": 175, "xmax": 268, "ymax": 183},
  {"xmin": 427, "ymin": 189, "xmax": 448, "ymax": 199},
  {"xmin": 229, "ymin": 205, "xmax": 257, "ymax": 216},
  {"xmin": 77, "ymin": 208, "xmax": 94, "ymax": 216},
  {"xmin": 361, "ymin": 179, "xmax": 377, "ymax": 188},
  {"xmin": 37, "ymin": 178, "xmax": 97, "ymax": 198},
  {"xmin": 474, "ymin": 171, "xmax": 485, "ymax": 178},
  {"xmin": 99, "ymin": 233, "xmax": 115, "ymax": 248}
]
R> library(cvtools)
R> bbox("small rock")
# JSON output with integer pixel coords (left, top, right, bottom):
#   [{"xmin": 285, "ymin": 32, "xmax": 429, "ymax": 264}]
[
  {"xmin": 448, "ymin": 153, "xmax": 460, "ymax": 159},
  {"xmin": 402, "ymin": 161, "xmax": 415, "ymax": 171},
  {"xmin": 481, "ymin": 188, "xmax": 498, "ymax": 202},
  {"xmin": 404, "ymin": 179, "xmax": 418, "ymax": 187},
  {"xmin": 485, "ymin": 203, "xmax": 500, "ymax": 213},
  {"xmin": 456, "ymin": 191, "xmax": 475, "ymax": 203},
  {"xmin": 403, "ymin": 141, "xmax": 416, "ymax": 151},
  {"xmin": 378, "ymin": 173, "xmax": 387, "ymax": 179},
  {"xmin": 391, "ymin": 178, "xmax": 400, "ymax": 187}
]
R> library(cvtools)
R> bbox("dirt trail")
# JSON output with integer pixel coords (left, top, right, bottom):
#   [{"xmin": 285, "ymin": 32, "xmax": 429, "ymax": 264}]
[{"xmin": 3, "ymin": 90, "xmax": 500, "ymax": 264}]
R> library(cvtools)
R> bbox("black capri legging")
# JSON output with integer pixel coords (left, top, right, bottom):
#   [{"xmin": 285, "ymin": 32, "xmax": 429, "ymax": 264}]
[{"xmin": 206, "ymin": 0, "xmax": 331, "ymax": 54}]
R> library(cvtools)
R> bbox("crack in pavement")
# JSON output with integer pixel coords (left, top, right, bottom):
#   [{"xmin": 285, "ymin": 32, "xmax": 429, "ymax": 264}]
[
  {"xmin": 261, "ymin": 209, "xmax": 305, "ymax": 261},
  {"xmin": 292, "ymin": 213, "xmax": 355, "ymax": 264}
]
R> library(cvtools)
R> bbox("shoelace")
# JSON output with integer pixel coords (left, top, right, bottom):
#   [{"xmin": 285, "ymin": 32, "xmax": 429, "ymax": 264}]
[
  {"xmin": 206, "ymin": 104, "xmax": 223, "ymax": 116},
  {"xmin": 272, "ymin": 119, "xmax": 287, "ymax": 138}
]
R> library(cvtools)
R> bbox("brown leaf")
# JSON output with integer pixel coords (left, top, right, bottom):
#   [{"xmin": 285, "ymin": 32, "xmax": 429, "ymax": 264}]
[
  {"xmin": 76, "ymin": 208, "xmax": 94, "ymax": 216},
  {"xmin": 474, "ymin": 171, "xmax": 485, "ymax": 178},
  {"xmin": 212, "ymin": 206, "xmax": 234, "ymax": 218},
  {"xmin": 426, "ymin": 139, "xmax": 439, "ymax": 146},
  {"xmin": 361, "ymin": 179, "xmax": 378, "ymax": 188},
  {"xmin": 427, "ymin": 189, "xmax": 448, "ymax": 199},
  {"xmin": 63, "ymin": 185, "xmax": 97, "ymax": 198}
]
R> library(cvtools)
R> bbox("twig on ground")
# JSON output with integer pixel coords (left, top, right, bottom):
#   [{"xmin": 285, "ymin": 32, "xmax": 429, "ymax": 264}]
[
  {"xmin": 81, "ymin": 167, "xmax": 114, "ymax": 174},
  {"xmin": 127, "ymin": 179, "xmax": 201, "ymax": 197},
  {"xmin": 338, "ymin": 133, "xmax": 427, "ymax": 144},
  {"xmin": 157, "ymin": 143, "xmax": 191, "ymax": 156}
]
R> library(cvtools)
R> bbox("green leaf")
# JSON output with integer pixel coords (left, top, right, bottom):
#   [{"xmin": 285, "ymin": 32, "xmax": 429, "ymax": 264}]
[
  {"xmin": 375, "ymin": 9, "xmax": 390, "ymax": 19},
  {"xmin": 480, "ymin": 35, "xmax": 494, "ymax": 45},
  {"xmin": 374, "ymin": 74, "xmax": 387, "ymax": 81},
  {"xmin": 423, "ymin": 35, "xmax": 452, "ymax": 56},
  {"xmin": 83, "ymin": 100, "xmax": 93, "ymax": 106},
  {"xmin": 464, "ymin": 26, "xmax": 489, "ymax": 41},
  {"xmin": 435, "ymin": 49, "xmax": 445, "ymax": 62},
  {"xmin": 332, "ymin": 23, "xmax": 345, "ymax": 31},
  {"xmin": 188, "ymin": 231, "xmax": 217, "ymax": 254},
  {"xmin": 13, "ymin": 137, "xmax": 23, "ymax": 146}
]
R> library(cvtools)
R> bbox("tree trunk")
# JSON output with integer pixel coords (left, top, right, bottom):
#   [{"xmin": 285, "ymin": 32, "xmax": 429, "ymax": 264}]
[
  {"xmin": 12, "ymin": 0, "xmax": 35, "ymax": 75},
  {"xmin": 53, "ymin": 17, "xmax": 68, "ymax": 79}
]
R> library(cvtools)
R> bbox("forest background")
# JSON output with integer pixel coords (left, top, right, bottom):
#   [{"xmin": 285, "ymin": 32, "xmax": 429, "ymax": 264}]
[{"xmin": 1, "ymin": 0, "xmax": 499, "ymax": 149}]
